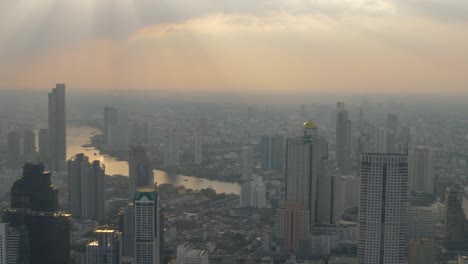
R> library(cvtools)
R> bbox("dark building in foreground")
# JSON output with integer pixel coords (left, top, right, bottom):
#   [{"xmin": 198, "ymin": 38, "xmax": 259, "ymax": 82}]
[{"xmin": 2, "ymin": 163, "xmax": 71, "ymax": 264}]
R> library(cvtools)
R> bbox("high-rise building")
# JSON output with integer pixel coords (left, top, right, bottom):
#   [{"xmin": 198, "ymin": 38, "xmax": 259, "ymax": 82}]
[
  {"xmin": 86, "ymin": 227, "xmax": 122, "ymax": 264},
  {"xmin": 121, "ymin": 203, "xmax": 135, "ymax": 258},
  {"xmin": 0, "ymin": 222, "xmax": 30, "ymax": 264},
  {"xmin": 406, "ymin": 239, "xmax": 436, "ymax": 264},
  {"xmin": 260, "ymin": 135, "xmax": 285, "ymax": 172},
  {"xmin": 444, "ymin": 187, "xmax": 467, "ymax": 251},
  {"xmin": 38, "ymin": 129, "xmax": 49, "ymax": 163},
  {"xmin": 104, "ymin": 106, "xmax": 130, "ymax": 148},
  {"xmin": 410, "ymin": 146, "xmax": 434, "ymax": 194},
  {"xmin": 240, "ymin": 146, "xmax": 254, "ymax": 181},
  {"xmin": 164, "ymin": 129, "xmax": 180, "ymax": 166},
  {"xmin": 336, "ymin": 102, "xmax": 351, "ymax": 174},
  {"xmin": 2, "ymin": 163, "xmax": 71, "ymax": 264},
  {"xmin": 406, "ymin": 206, "xmax": 437, "ymax": 239},
  {"xmin": 68, "ymin": 154, "xmax": 105, "ymax": 220},
  {"xmin": 177, "ymin": 244, "xmax": 209, "ymax": 264},
  {"xmin": 7, "ymin": 131, "xmax": 21, "ymax": 164},
  {"xmin": 194, "ymin": 127, "xmax": 203, "ymax": 165},
  {"xmin": 332, "ymin": 174, "xmax": 360, "ymax": 224},
  {"xmin": 48, "ymin": 84, "xmax": 66, "ymax": 171},
  {"xmin": 134, "ymin": 189, "xmax": 160, "ymax": 264},
  {"xmin": 240, "ymin": 177, "xmax": 266, "ymax": 208},
  {"xmin": 358, "ymin": 154, "xmax": 408, "ymax": 264},
  {"xmin": 22, "ymin": 130, "xmax": 36, "ymax": 161},
  {"xmin": 386, "ymin": 114, "xmax": 399, "ymax": 153},
  {"xmin": 129, "ymin": 146, "xmax": 154, "ymax": 200},
  {"xmin": 275, "ymin": 204, "xmax": 310, "ymax": 252}
]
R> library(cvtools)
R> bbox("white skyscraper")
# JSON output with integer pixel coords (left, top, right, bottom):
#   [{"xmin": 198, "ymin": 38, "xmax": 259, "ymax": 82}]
[
  {"xmin": 48, "ymin": 83, "xmax": 66, "ymax": 171},
  {"xmin": 134, "ymin": 189, "xmax": 160, "ymax": 264},
  {"xmin": 240, "ymin": 146, "xmax": 254, "ymax": 181},
  {"xmin": 194, "ymin": 128, "xmax": 203, "ymax": 165},
  {"xmin": 86, "ymin": 227, "xmax": 122, "ymax": 264},
  {"xmin": 336, "ymin": 102, "xmax": 351, "ymax": 174},
  {"xmin": 68, "ymin": 153, "xmax": 105, "ymax": 220},
  {"xmin": 410, "ymin": 146, "xmax": 434, "ymax": 194},
  {"xmin": 164, "ymin": 129, "xmax": 180, "ymax": 166},
  {"xmin": 240, "ymin": 176, "xmax": 266, "ymax": 208},
  {"xmin": 358, "ymin": 154, "xmax": 408, "ymax": 264}
]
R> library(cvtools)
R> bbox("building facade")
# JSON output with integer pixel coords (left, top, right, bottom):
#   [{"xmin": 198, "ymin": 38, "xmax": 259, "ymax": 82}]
[{"xmin": 48, "ymin": 84, "xmax": 66, "ymax": 171}]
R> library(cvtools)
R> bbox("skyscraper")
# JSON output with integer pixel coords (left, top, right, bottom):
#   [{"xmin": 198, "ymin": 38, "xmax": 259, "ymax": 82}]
[
  {"xmin": 0, "ymin": 223, "xmax": 30, "ymax": 264},
  {"xmin": 386, "ymin": 114, "xmax": 399, "ymax": 153},
  {"xmin": 134, "ymin": 189, "xmax": 160, "ymax": 264},
  {"xmin": 194, "ymin": 127, "xmax": 203, "ymax": 165},
  {"xmin": 358, "ymin": 154, "xmax": 408, "ymax": 264},
  {"xmin": 240, "ymin": 146, "xmax": 254, "ymax": 181},
  {"xmin": 86, "ymin": 227, "xmax": 122, "ymax": 264},
  {"xmin": 38, "ymin": 129, "xmax": 49, "ymax": 163},
  {"xmin": 2, "ymin": 163, "xmax": 71, "ymax": 264},
  {"xmin": 68, "ymin": 154, "xmax": 105, "ymax": 220},
  {"xmin": 410, "ymin": 146, "xmax": 434, "ymax": 194},
  {"xmin": 121, "ymin": 203, "xmax": 135, "ymax": 258},
  {"xmin": 444, "ymin": 187, "xmax": 467, "ymax": 252},
  {"xmin": 104, "ymin": 106, "xmax": 130, "ymax": 147},
  {"xmin": 240, "ymin": 177, "xmax": 266, "ymax": 208},
  {"xmin": 260, "ymin": 135, "xmax": 285, "ymax": 172},
  {"xmin": 22, "ymin": 130, "xmax": 36, "ymax": 161},
  {"xmin": 164, "ymin": 129, "xmax": 180, "ymax": 166},
  {"xmin": 129, "ymin": 146, "xmax": 154, "ymax": 199},
  {"xmin": 336, "ymin": 102, "xmax": 351, "ymax": 174},
  {"xmin": 48, "ymin": 84, "xmax": 66, "ymax": 171}
]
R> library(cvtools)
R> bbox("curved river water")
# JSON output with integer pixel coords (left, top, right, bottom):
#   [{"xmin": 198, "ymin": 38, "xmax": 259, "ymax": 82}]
[{"xmin": 67, "ymin": 126, "xmax": 240, "ymax": 194}]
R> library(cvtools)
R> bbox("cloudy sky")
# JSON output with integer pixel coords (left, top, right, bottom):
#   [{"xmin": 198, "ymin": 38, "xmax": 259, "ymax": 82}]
[{"xmin": 0, "ymin": 0, "xmax": 467, "ymax": 93}]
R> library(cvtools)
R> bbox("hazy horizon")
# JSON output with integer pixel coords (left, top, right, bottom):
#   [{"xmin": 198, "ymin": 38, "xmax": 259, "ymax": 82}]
[{"xmin": 1, "ymin": 0, "xmax": 468, "ymax": 93}]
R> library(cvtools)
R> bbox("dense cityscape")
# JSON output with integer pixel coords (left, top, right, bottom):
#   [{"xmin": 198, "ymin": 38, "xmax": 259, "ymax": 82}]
[{"xmin": 0, "ymin": 85, "xmax": 467, "ymax": 264}]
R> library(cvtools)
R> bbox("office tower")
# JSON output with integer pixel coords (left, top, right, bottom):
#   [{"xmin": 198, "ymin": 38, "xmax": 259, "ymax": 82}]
[
  {"xmin": 2, "ymin": 163, "xmax": 71, "ymax": 264},
  {"xmin": 316, "ymin": 159, "xmax": 333, "ymax": 225},
  {"xmin": 275, "ymin": 204, "xmax": 310, "ymax": 251},
  {"xmin": 260, "ymin": 135, "xmax": 285, "ymax": 172},
  {"xmin": 22, "ymin": 130, "xmax": 36, "ymax": 161},
  {"xmin": 444, "ymin": 187, "xmax": 467, "ymax": 251},
  {"xmin": 68, "ymin": 154, "xmax": 105, "ymax": 220},
  {"xmin": 48, "ymin": 84, "xmax": 66, "ymax": 171},
  {"xmin": 164, "ymin": 129, "xmax": 179, "ymax": 166},
  {"xmin": 86, "ymin": 227, "xmax": 122, "ymax": 264},
  {"xmin": 177, "ymin": 244, "xmax": 209, "ymax": 264},
  {"xmin": 284, "ymin": 121, "xmax": 328, "ymax": 222},
  {"xmin": 410, "ymin": 146, "xmax": 434, "ymax": 194},
  {"xmin": 129, "ymin": 146, "xmax": 154, "ymax": 200},
  {"xmin": 0, "ymin": 223, "xmax": 30, "ymax": 264},
  {"xmin": 194, "ymin": 127, "xmax": 203, "ymax": 165},
  {"xmin": 7, "ymin": 131, "xmax": 21, "ymax": 164},
  {"xmin": 358, "ymin": 154, "xmax": 408, "ymax": 264},
  {"xmin": 104, "ymin": 106, "xmax": 130, "ymax": 147},
  {"xmin": 336, "ymin": 102, "xmax": 351, "ymax": 174},
  {"xmin": 134, "ymin": 189, "xmax": 160, "ymax": 264},
  {"xmin": 375, "ymin": 126, "xmax": 387, "ymax": 153},
  {"xmin": 406, "ymin": 239, "xmax": 436, "ymax": 264},
  {"xmin": 38, "ymin": 129, "xmax": 49, "ymax": 163},
  {"xmin": 122, "ymin": 203, "xmax": 135, "ymax": 258},
  {"xmin": 333, "ymin": 175, "xmax": 360, "ymax": 223},
  {"xmin": 240, "ymin": 177, "xmax": 266, "ymax": 208},
  {"xmin": 240, "ymin": 146, "xmax": 254, "ymax": 181},
  {"xmin": 386, "ymin": 114, "xmax": 399, "ymax": 153},
  {"xmin": 406, "ymin": 206, "xmax": 437, "ymax": 239}
]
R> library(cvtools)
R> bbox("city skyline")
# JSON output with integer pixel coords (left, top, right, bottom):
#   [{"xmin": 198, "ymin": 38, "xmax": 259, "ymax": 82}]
[{"xmin": 0, "ymin": 1, "xmax": 468, "ymax": 93}]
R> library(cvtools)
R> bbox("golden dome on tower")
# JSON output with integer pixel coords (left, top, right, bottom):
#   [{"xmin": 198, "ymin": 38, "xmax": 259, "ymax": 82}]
[{"xmin": 303, "ymin": 120, "xmax": 318, "ymax": 129}]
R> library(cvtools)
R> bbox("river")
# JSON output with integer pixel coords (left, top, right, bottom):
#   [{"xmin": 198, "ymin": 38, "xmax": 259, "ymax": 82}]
[{"xmin": 67, "ymin": 126, "xmax": 241, "ymax": 194}]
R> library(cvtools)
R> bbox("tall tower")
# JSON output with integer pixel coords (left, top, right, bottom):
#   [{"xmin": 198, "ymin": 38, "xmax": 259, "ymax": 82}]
[
  {"xmin": 444, "ymin": 187, "xmax": 467, "ymax": 251},
  {"xmin": 48, "ymin": 84, "xmax": 66, "ymax": 171},
  {"xmin": 164, "ymin": 129, "xmax": 179, "ymax": 166},
  {"xmin": 410, "ymin": 146, "xmax": 434, "ymax": 194},
  {"xmin": 104, "ymin": 107, "xmax": 129, "ymax": 147},
  {"xmin": 134, "ymin": 189, "xmax": 160, "ymax": 264},
  {"xmin": 0, "ymin": 223, "xmax": 30, "ymax": 264},
  {"xmin": 336, "ymin": 102, "xmax": 351, "ymax": 174},
  {"xmin": 240, "ymin": 146, "xmax": 254, "ymax": 181},
  {"xmin": 129, "ymin": 146, "xmax": 154, "ymax": 199},
  {"xmin": 22, "ymin": 130, "xmax": 36, "ymax": 161},
  {"xmin": 2, "ymin": 163, "xmax": 71, "ymax": 264},
  {"xmin": 38, "ymin": 129, "xmax": 49, "ymax": 163},
  {"xmin": 86, "ymin": 227, "xmax": 122, "ymax": 264},
  {"xmin": 68, "ymin": 154, "xmax": 105, "ymax": 220},
  {"xmin": 358, "ymin": 154, "xmax": 408, "ymax": 264},
  {"xmin": 260, "ymin": 135, "xmax": 285, "ymax": 172},
  {"xmin": 194, "ymin": 127, "xmax": 203, "ymax": 165}
]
